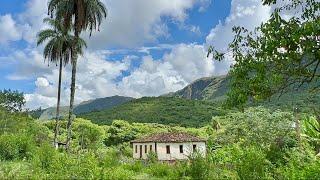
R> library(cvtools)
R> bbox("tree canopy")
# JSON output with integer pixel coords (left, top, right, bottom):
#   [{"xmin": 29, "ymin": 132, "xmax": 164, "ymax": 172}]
[
  {"xmin": 0, "ymin": 89, "xmax": 25, "ymax": 112},
  {"xmin": 208, "ymin": 0, "xmax": 320, "ymax": 109}
]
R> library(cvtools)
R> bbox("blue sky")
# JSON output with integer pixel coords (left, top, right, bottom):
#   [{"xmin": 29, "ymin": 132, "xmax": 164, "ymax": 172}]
[{"xmin": 0, "ymin": 0, "xmax": 272, "ymax": 109}]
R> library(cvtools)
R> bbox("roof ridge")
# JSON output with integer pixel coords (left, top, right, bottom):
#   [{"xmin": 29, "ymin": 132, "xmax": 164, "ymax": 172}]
[{"xmin": 131, "ymin": 132, "xmax": 206, "ymax": 143}]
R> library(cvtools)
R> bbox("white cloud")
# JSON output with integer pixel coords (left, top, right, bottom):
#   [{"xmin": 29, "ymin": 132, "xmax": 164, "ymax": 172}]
[
  {"xmin": 25, "ymin": 93, "xmax": 56, "ymax": 110},
  {"xmin": 0, "ymin": 14, "xmax": 22, "ymax": 44},
  {"xmin": 4, "ymin": 0, "xmax": 285, "ymax": 110},
  {"xmin": 118, "ymin": 43, "xmax": 218, "ymax": 97},
  {"xmin": 85, "ymin": 0, "xmax": 208, "ymax": 48},
  {"xmin": 206, "ymin": 0, "xmax": 272, "ymax": 71},
  {"xmin": 35, "ymin": 77, "xmax": 49, "ymax": 87}
]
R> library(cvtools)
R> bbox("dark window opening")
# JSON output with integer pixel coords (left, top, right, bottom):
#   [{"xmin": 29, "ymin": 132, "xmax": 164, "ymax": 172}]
[
  {"xmin": 135, "ymin": 145, "xmax": 137, "ymax": 153},
  {"xmin": 193, "ymin": 145, "xmax": 197, "ymax": 151},
  {"xmin": 179, "ymin": 145, "xmax": 183, "ymax": 153},
  {"xmin": 150, "ymin": 145, "xmax": 152, "ymax": 152},
  {"xmin": 145, "ymin": 145, "xmax": 147, "ymax": 153},
  {"xmin": 166, "ymin": 145, "xmax": 170, "ymax": 154}
]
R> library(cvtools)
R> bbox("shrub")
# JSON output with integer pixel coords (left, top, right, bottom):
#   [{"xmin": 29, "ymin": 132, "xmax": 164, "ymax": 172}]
[
  {"xmin": 147, "ymin": 162, "xmax": 177, "ymax": 178},
  {"xmin": 187, "ymin": 152, "xmax": 210, "ymax": 179},
  {"xmin": 102, "ymin": 167, "xmax": 135, "ymax": 179},
  {"xmin": 233, "ymin": 146, "xmax": 272, "ymax": 180},
  {"xmin": 0, "ymin": 134, "xmax": 35, "ymax": 161},
  {"xmin": 74, "ymin": 118, "xmax": 105, "ymax": 150}
]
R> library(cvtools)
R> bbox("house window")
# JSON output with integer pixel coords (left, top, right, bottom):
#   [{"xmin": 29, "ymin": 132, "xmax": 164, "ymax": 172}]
[
  {"xmin": 135, "ymin": 145, "xmax": 137, "ymax": 153},
  {"xmin": 166, "ymin": 145, "xmax": 170, "ymax": 154},
  {"xmin": 179, "ymin": 145, "xmax": 183, "ymax": 153},
  {"xmin": 145, "ymin": 145, "xmax": 147, "ymax": 153},
  {"xmin": 150, "ymin": 145, "xmax": 152, "ymax": 152},
  {"xmin": 193, "ymin": 144, "xmax": 197, "ymax": 151}
]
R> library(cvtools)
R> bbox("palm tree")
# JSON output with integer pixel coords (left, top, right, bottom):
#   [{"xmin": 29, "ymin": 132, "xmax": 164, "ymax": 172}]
[
  {"xmin": 48, "ymin": 0, "xmax": 107, "ymax": 149},
  {"xmin": 37, "ymin": 18, "xmax": 86, "ymax": 149}
]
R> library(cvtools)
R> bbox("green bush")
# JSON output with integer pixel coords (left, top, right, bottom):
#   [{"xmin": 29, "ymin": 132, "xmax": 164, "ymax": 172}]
[
  {"xmin": 187, "ymin": 152, "xmax": 210, "ymax": 179},
  {"xmin": 233, "ymin": 146, "xmax": 272, "ymax": 180},
  {"xmin": 147, "ymin": 162, "xmax": 178, "ymax": 178},
  {"xmin": 74, "ymin": 118, "xmax": 105, "ymax": 150},
  {"xmin": 0, "ymin": 134, "xmax": 35, "ymax": 161},
  {"xmin": 102, "ymin": 167, "xmax": 135, "ymax": 179}
]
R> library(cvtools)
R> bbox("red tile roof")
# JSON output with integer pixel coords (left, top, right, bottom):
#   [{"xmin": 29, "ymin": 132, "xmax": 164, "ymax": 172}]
[{"xmin": 131, "ymin": 132, "xmax": 206, "ymax": 143}]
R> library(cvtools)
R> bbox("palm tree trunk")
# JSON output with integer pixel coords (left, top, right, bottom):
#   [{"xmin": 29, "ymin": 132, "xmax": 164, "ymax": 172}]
[
  {"xmin": 66, "ymin": 52, "xmax": 77, "ymax": 150},
  {"xmin": 53, "ymin": 57, "xmax": 63, "ymax": 149}
]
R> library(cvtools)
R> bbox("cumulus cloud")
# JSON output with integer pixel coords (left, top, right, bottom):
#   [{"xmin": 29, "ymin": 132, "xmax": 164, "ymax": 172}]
[
  {"xmin": 4, "ymin": 0, "xmax": 284, "ymax": 110},
  {"xmin": 85, "ymin": 0, "xmax": 206, "ymax": 48},
  {"xmin": 205, "ymin": 0, "xmax": 272, "ymax": 73},
  {"xmin": 118, "ymin": 43, "xmax": 218, "ymax": 97},
  {"xmin": 35, "ymin": 77, "xmax": 49, "ymax": 87},
  {"xmin": 0, "ymin": 14, "xmax": 22, "ymax": 44}
]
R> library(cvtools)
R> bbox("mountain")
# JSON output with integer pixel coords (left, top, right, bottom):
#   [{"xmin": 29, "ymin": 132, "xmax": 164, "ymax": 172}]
[
  {"xmin": 166, "ymin": 75, "xmax": 229, "ymax": 101},
  {"xmin": 32, "ymin": 96, "xmax": 134, "ymax": 120},
  {"xmin": 167, "ymin": 75, "xmax": 319, "ymax": 111},
  {"xmin": 79, "ymin": 96, "xmax": 227, "ymax": 127},
  {"xmin": 74, "ymin": 96, "xmax": 134, "ymax": 114}
]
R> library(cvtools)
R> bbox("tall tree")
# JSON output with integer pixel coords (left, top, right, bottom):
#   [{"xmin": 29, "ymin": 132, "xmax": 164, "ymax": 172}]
[
  {"xmin": 208, "ymin": 0, "xmax": 320, "ymax": 109},
  {"xmin": 48, "ymin": 0, "xmax": 107, "ymax": 149},
  {"xmin": 37, "ymin": 18, "xmax": 86, "ymax": 148},
  {"xmin": 0, "ymin": 89, "xmax": 25, "ymax": 112}
]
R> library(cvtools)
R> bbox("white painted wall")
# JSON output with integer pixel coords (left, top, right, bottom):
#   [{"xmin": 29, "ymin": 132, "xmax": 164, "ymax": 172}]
[
  {"xmin": 132, "ymin": 142, "xmax": 155, "ymax": 159},
  {"xmin": 132, "ymin": 142, "xmax": 206, "ymax": 161}
]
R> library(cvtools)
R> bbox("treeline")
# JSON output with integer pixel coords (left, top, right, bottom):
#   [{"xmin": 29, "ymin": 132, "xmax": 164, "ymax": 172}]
[{"xmin": 80, "ymin": 97, "xmax": 228, "ymax": 127}]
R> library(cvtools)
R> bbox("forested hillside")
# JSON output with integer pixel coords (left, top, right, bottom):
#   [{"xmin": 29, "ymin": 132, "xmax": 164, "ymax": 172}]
[
  {"xmin": 80, "ymin": 97, "xmax": 227, "ymax": 127},
  {"xmin": 168, "ymin": 75, "xmax": 320, "ymax": 111}
]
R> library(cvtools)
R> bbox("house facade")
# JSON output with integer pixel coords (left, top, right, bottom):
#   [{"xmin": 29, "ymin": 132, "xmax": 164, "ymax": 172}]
[{"xmin": 131, "ymin": 132, "xmax": 206, "ymax": 161}]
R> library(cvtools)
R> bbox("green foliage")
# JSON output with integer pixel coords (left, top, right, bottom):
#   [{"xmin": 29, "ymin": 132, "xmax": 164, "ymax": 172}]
[
  {"xmin": 0, "ymin": 89, "xmax": 25, "ymax": 112},
  {"xmin": 213, "ymin": 107, "xmax": 296, "ymax": 148},
  {"xmin": 208, "ymin": 0, "xmax": 320, "ymax": 108},
  {"xmin": 73, "ymin": 118, "xmax": 105, "ymax": 150},
  {"xmin": 1, "ymin": 103, "xmax": 320, "ymax": 179},
  {"xmin": 105, "ymin": 120, "xmax": 138, "ymax": 146},
  {"xmin": 80, "ymin": 97, "xmax": 227, "ymax": 127},
  {"xmin": 302, "ymin": 115, "xmax": 320, "ymax": 153},
  {"xmin": 187, "ymin": 152, "xmax": 210, "ymax": 179},
  {"xmin": 233, "ymin": 146, "xmax": 272, "ymax": 180},
  {"xmin": 0, "ymin": 134, "xmax": 35, "ymax": 161}
]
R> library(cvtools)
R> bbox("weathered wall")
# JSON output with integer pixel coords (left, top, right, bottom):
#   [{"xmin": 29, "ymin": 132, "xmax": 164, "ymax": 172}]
[
  {"xmin": 132, "ymin": 142, "xmax": 155, "ymax": 159},
  {"xmin": 156, "ymin": 142, "xmax": 206, "ymax": 161},
  {"xmin": 132, "ymin": 142, "xmax": 206, "ymax": 160}
]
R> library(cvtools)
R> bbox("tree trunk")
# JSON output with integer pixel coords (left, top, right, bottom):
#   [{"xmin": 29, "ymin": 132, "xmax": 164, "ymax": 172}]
[
  {"xmin": 66, "ymin": 52, "xmax": 77, "ymax": 150},
  {"xmin": 294, "ymin": 106, "xmax": 301, "ymax": 146},
  {"xmin": 53, "ymin": 57, "xmax": 63, "ymax": 149}
]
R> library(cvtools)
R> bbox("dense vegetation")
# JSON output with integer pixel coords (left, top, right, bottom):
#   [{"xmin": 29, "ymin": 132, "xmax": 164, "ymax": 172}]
[
  {"xmin": 80, "ymin": 97, "xmax": 227, "ymax": 127},
  {"xmin": 1, "ymin": 106, "xmax": 320, "ymax": 179}
]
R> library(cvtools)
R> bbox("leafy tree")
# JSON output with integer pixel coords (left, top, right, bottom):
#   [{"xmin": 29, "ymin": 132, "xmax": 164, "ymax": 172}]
[
  {"xmin": 208, "ymin": 0, "xmax": 320, "ymax": 108},
  {"xmin": 302, "ymin": 116, "xmax": 320, "ymax": 154},
  {"xmin": 37, "ymin": 18, "xmax": 85, "ymax": 148},
  {"xmin": 73, "ymin": 119, "xmax": 105, "ymax": 150},
  {"xmin": 48, "ymin": 0, "xmax": 107, "ymax": 149},
  {"xmin": 0, "ymin": 89, "xmax": 25, "ymax": 112}
]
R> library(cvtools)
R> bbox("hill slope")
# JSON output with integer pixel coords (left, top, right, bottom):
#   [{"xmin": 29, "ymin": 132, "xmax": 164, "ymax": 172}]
[
  {"xmin": 74, "ymin": 96, "xmax": 134, "ymax": 114},
  {"xmin": 166, "ymin": 75, "xmax": 229, "ymax": 101},
  {"xmin": 79, "ymin": 97, "xmax": 227, "ymax": 127},
  {"xmin": 34, "ymin": 96, "xmax": 133, "ymax": 120},
  {"xmin": 167, "ymin": 75, "xmax": 319, "ymax": 111}
]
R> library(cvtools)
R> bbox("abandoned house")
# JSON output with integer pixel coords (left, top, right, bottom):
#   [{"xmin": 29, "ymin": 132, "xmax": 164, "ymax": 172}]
[{"xmin": 131, "ymin": 132, "xmax": 206, "ymax": 161}]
